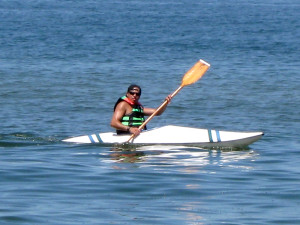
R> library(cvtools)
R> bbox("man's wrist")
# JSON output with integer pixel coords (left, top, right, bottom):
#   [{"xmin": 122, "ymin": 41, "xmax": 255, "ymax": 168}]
[{"xmin": 126, "ymin": 126, "xmax": 130, "ymax": 132}]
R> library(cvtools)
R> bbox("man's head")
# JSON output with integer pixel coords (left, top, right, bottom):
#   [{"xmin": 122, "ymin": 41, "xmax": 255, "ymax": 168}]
[{"xmin": 127, "ymin": 84, "xmax": 141, "ymax": 102}]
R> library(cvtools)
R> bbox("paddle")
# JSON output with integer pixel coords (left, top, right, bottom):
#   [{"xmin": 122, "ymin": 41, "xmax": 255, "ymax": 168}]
[{"xmin": 127, "ymin": 59, "xmax": 210, "ymax": 143}]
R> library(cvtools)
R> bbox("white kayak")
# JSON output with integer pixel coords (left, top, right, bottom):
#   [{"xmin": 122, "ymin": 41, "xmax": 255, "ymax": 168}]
[{"xmin": 62, "ymin": 125, "xmax": 263, "ymax": 148}]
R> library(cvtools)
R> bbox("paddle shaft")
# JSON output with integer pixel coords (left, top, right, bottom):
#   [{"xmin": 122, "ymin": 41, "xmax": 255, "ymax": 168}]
[{"xmin": 127, "ymin": 86, "xmax": 183, "ymax": 142}]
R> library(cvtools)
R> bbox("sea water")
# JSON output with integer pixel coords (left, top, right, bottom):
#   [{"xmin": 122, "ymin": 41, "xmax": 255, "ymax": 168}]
[{"xmin": 1, "ymin": 0, "xmax": 300, "ymax": 224}]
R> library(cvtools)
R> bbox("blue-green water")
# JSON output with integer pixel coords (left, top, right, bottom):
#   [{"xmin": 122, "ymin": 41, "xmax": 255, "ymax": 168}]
[{"xmin": 1, "ymin": 0, "xmax": 300, "ymax": 224}]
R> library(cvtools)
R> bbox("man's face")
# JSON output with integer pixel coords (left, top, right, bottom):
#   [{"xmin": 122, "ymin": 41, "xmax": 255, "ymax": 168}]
[{"xmin": 127, "ymin": 87, "xmax": 141, "ymax": 103}]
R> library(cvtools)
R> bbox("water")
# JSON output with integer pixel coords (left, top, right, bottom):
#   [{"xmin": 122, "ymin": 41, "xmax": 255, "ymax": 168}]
[{"xmin": 1, "ymin": 0, "xmax": 300, "ymax": 224}]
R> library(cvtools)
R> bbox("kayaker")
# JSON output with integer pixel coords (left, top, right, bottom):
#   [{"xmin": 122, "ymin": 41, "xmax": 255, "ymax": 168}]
[{"xmin": 111, "ymin": 84, "xmax": 171, "ymax": 136}]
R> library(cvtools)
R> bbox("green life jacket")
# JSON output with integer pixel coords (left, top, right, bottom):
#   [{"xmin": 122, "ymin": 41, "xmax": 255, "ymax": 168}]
[{"xmin": 114, "ymin": 96, "xmax": 146, "ymax": 134}]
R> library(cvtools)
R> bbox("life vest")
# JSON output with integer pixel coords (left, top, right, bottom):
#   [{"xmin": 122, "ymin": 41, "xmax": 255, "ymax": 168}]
[{"xmin": 114, "ymin": 96, "xmax": 146, "ymax": 134}]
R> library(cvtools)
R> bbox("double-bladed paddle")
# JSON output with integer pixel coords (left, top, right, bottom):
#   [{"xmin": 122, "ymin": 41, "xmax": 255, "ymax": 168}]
[{"xmin": 127, "ymin": 59, "xmax": 210, "ymax": 143}]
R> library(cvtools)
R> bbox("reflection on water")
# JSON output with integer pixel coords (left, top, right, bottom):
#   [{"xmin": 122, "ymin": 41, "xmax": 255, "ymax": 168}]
[
  {"xmin": 107, "ymin": 145, "xmax": 259, "ymax": 171},
  {"xmin": 109, "ymin": 149, "xmax": 146, "ymax": 163},
  {"xmin": 177, "ymin": 201, "xmax": 205, "ymax": 225}
]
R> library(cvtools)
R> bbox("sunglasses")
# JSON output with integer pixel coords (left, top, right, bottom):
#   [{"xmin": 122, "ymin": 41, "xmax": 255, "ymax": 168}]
[{"xmin": 129, "ymin": 91, "xmax": 141, "ymax": 96}]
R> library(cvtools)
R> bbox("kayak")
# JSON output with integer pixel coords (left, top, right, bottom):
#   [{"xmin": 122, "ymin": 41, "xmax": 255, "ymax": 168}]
[{"xmin": 62, "ymin": 125, "xmax": 263, "ymax": 148}]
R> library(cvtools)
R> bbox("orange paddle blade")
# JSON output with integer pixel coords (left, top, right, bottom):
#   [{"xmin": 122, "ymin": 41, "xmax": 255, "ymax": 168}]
[{"xmin": 181, "ymin": 59, "xmax": 210, "ymax": 87}]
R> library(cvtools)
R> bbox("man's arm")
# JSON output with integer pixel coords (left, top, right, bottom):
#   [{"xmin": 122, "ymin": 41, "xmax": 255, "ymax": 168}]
[
  {"xmin": 143, "ymin": 95, "xmax": 172, "ymax": 116},
  {"xmin": 110, "ymin": 102, "xmax": 130, "ymax": 132}
]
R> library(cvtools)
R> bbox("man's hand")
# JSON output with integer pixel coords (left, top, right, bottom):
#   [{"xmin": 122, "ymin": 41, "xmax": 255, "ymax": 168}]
[
  {"xmin": 129, "ymin": 127, "xmax": 141, "ymax": 137},
  {"xmin": 165, "ymin": 94, "xmax": 172, "ymax": 104}
]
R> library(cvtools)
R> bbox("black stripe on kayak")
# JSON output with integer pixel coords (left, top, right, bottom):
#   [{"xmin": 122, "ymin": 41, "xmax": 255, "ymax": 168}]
[
  {"xmin": 216, "ymin": 130, "xmax": 221, "ymax": 142},
  {"xmin": 96, "ymin": 134, "xmax": 103, "ymax": 143},
  {"xmin": 88, "ymin": 135, "xmax": 95, "ymax": 143},
  {"xmin": 208, "ymin": 130, "xmax": 213, "ymax": 143}
]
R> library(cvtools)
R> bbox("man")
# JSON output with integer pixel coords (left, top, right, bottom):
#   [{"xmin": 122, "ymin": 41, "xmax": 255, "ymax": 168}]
[{"xmin": 111, "ymin": 84, "xmax": 171, "ymax": 136}]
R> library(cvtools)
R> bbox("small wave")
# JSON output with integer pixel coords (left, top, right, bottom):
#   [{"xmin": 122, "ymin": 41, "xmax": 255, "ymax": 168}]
[{"xmin": 0, "ymin": 133, "xmax": 61, "ymax": 147}]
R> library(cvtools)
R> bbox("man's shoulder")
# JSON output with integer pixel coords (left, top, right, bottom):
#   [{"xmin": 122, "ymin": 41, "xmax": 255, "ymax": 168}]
[
  {"xmin": 114, "ymin": 96, "xmax": 131, "ymax": 111},
  {"xmin": 115, "ymin": 101, "xmax": 132, "ymax": 110}
]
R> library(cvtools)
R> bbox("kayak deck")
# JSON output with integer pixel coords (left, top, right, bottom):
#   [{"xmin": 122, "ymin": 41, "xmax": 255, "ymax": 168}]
[{"xmin": 62, "ymin": 125, "xmax": 264, "ymax": 148}]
